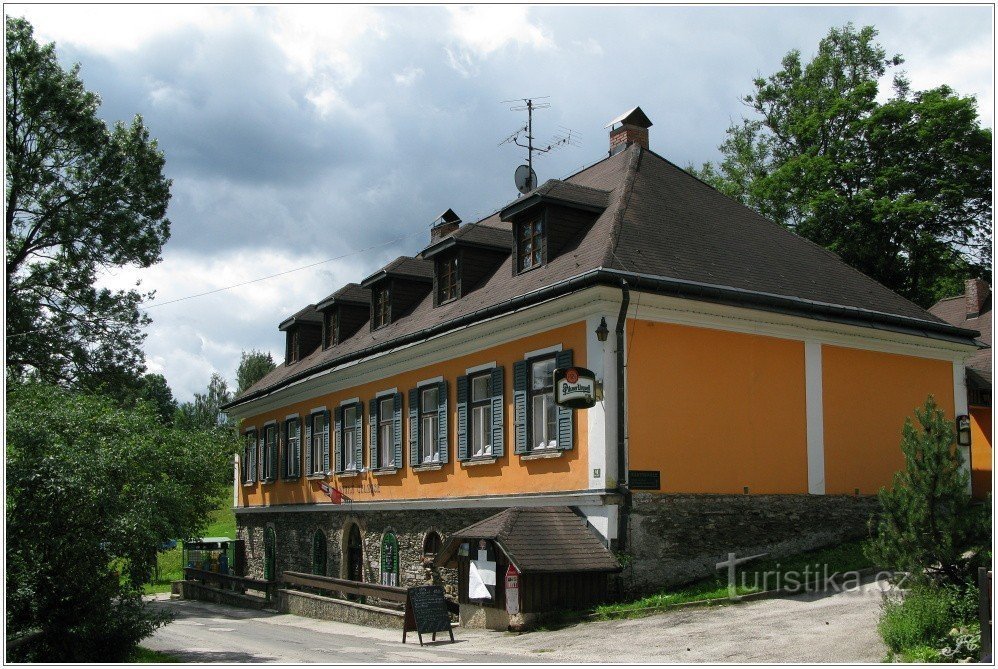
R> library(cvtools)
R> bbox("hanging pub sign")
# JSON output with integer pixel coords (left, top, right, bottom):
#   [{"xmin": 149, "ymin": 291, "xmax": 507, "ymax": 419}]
[{"xmin": 554, "ymin": 366, "xmax": 598, "ymax": 409}]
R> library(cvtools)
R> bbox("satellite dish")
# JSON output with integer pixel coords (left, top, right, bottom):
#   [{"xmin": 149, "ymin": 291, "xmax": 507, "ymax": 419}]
[{"xmin": 514, "ymin": 164, "xmax": 537, "ymax": 195}]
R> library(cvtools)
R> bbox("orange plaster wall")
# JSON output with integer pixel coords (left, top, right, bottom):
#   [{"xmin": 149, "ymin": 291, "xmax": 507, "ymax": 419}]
[
  {"xmin": 238, "ymin": 321, "xmax": 589, "ymax": 507},
  {"xmin": 970, "ymin": 405, "xmax": 992, "ymax": 499},
  {"xmin": 822, "ymin": 345, "xmax": 955, "ymax": 495},
  {"xmin": 626, "ymin": 320, "xmax": 808, "ymax": 494}
]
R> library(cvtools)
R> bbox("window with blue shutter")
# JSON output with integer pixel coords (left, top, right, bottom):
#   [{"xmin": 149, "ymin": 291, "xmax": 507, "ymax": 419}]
[
  {"xmin": 369, "ymin": 398, "xmax": 379, "ymax": 470},
  {"xmin": 513, "ymin": 361, "xmax": 528, "ymax": 453},
  {"xmin": 304, "ymin": 419, "xmax": 313, "ymax": 476},
  {"xmin": 408, "ymin": 388, "xmax": 420, "ymax": 467},
  {"xmin": 257, "ymin": 432, "xmax": 265, "ymax": 481},
  {"xmin": 393, "ymin": 392, "xmax": 403, "ymax": 469},
  {"xmin": 286, "ymin": 418, "xmax": 301, "ymax": 479},
  {"xmin": 321, "ymin": 410, "xmax": 331, "ymax": 474},
  {"xmin": 456, "ymin": 376, "xmax": 469, "ymax": 461},
  {"xmin": 352, "ymin": 403, "xmax": 364, "ymax": 471},
  {"xmin": 554, "ymin": 349, "xmax": 574, "ymax": 450},
  {"xmin": 334, "ymin": 407, "xmax": 344, "ymax": 473},
  {"xmin": 243, "ymin": 430, "xmax": 257, "ymax": 483},
  {"xmin": 490, "ymin": 366, "xmax": 505, "ymax": 457},
  {"xmin": 437, "ymin": 380, "xmax": 449, "ymax": 464}
]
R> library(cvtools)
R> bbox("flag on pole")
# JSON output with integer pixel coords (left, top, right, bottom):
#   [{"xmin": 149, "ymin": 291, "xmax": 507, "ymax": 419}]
[{"xmin": 318, "ymin": 481, "xmax": 343, "ymax": 504}]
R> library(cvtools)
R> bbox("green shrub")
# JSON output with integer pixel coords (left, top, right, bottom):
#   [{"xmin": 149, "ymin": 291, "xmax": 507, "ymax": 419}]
[{"xmin": 879, "ymin": 587, "xmax": 952, "ymax": 652}]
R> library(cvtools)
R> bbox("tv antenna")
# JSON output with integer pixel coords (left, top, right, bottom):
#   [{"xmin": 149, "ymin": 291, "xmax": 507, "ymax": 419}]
[{"xmin": 499, "ymin": 97, "xmax": 579, "ymax": 194}]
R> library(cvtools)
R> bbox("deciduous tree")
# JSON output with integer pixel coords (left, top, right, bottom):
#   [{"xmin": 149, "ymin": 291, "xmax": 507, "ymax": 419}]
[
  {"xmin": 5, "ymin": 17, "xmax": 171, "ymax": 392},
  {"xmin": 691, "ymin": 24, "xmax": 992, "ymax": 307},
  {"xmin": 6, "ymin": 383, "xmax": 235, "ymax": 661},
  {"xmin": 236, "ymin": 349, "xmax": 276, "ymax": 396}
]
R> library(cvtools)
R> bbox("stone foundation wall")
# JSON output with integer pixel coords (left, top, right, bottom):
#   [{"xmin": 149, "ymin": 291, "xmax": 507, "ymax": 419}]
[
  {"xmin": 237, "ymin": 506, "xmax": 503, "ymax": 599},
  {"xmin": 623, "ymin": 493, "xmax": 879, "ymax": 593},
  {"xmin": 277, "ymin": 589, "xmax": 404, "ymax": 629}
]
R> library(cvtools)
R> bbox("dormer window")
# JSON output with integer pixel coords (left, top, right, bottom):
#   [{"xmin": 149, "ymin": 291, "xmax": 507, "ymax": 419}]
[
  {"xmin": 438, "ymin": 256, "xmax": 458, "ymax": 303},
  {"xmin": 518, "ymin": 216, "xmax": 545, "ymax": 272},
  {"xmin": 373, "ymin": 287, "xmax": 390, "ymax": 329},
  {"xmin": 287, "ymin": 329, "xmax": 300, "ymax": 364}
]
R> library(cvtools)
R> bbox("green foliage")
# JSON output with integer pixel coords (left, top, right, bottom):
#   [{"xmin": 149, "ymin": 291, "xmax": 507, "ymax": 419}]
[
  {"xmin": 864, "ymin": 396, "xmax": 986, "ymax": 586},
  {"xmin": 174, "ymin": 373, "xmax": 232, "ymax": 431},
  {"xmin": 5, "ymin": 17, "xmax": 172, "ymax": 394},
  {"xmin": 691, "ymin": 23, "xmax": 992, "ymax": 308},
  {"xmin": 136, "ymin": 373, "xmax": 178, "ymax": 425},
  {"xmin": 130, "ymin": 646, "xmax": 180, "ymax": 663},
  {"xmin": 236, "ymin": 349, "xmax": 276, "ymax": 396},
  {"xmin": 5, "ymin": 382, "xmax": 236, "ymax": 661},
  {"xmin": 879, "ymin": 584, "xmax": 982, "ymax": 662}
]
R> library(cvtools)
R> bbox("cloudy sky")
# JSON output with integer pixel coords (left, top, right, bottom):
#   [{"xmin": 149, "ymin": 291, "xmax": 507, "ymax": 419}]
[{"xmin": 8, "ymin": 4, "xmax": 993, "ymax": 401}]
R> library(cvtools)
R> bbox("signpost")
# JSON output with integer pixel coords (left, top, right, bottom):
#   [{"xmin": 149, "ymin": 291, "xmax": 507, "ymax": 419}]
[
  {"xmin": 402, "ymin": 585, "xmax": 454, "ymax": 646},
  {"xmin": 554, "ymin": 366, "xmax": 598, "ymax": 409},
  {"xmin": 504, "ymin": 564, "xmax": 520, "ymax": 616}
]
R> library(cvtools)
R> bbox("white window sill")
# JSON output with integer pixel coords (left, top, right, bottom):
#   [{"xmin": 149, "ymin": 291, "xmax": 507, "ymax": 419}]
[
  {"xmin": 242, "ymin": 482, "xmax": 256, "ymax": 487},
  {"xmin": 372, "ymin": 468, "xmax": 399, "ymax": 477},
  {"xmin": 338, "ymin": 470, "xmax": 360, "ymax": 478},
  {"xmin": 461, "ymin": 457, "xmax": 497, "ymax": 467},
  {"xmin": 520, "ymin": 450, "xmax": 563, "ymax": 461},
  {"xmin": 412, "ymin": 463, "xmax": 443, "ymax": 472},
  {"xmin": 306, "ymin": 474, "xmax": 327, "ymax": 480}
]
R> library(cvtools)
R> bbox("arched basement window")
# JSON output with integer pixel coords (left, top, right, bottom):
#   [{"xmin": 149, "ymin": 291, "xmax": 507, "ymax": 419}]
[
  {"xmin": 423, "ymin": 531, "xmax": 442, "ymax": 559},
  {"xmin": 312, "ymin": 529, "xmax": 327, "ymax": 576}
]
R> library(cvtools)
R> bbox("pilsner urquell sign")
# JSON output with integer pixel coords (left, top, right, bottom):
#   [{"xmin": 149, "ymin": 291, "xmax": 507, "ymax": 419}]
[{"xmin": 554, "ymin": 366, "xmax": 597, "ymax": 409}]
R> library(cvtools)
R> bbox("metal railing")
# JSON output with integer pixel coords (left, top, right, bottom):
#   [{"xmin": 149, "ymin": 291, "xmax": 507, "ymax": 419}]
[{"xmin": 183, "ymin": 567, "xmax": 278, "ymax": 603}]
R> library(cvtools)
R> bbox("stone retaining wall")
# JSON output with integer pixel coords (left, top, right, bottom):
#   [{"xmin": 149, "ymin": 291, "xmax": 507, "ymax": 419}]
[
  {"xmin": 180, "ymin": 580, "xmax": 272, "ymax": 610},
  {"xmin": 277, "ymin": 589, "xmax": 405, "ymax": 629},
  {"xmin": 623, "ymin": 493, "xmax": 879, "ymax": 593},
  {"xmin": 237, "ymin": 506, "xmax": 504, "ymax": 599}
]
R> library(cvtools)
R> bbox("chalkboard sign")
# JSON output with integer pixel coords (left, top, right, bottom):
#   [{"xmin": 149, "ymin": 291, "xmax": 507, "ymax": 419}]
[
  {"xmin": 629, "ymin": 470, "xmax": 661, "ymax": 490},
  {"xmin": 402, "ymin": 585, "xmax": 454, "ymax": 645}
]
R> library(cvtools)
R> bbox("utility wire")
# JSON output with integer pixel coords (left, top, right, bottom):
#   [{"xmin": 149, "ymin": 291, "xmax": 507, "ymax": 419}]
[{"xmin": 5, "ymin": 230, "xmax": 422, "ymax": 339}]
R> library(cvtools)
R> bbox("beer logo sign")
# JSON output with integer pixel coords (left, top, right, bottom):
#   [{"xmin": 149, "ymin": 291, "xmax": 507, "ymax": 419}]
[{"xmin": 554, "ymin": 366, "xmax": 598, "ymax": 409}]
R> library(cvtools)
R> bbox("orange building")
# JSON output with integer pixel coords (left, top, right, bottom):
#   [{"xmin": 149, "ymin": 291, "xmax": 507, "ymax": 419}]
[
  {"xmin": 929, "ymin": 279, "xmax": 993, "ymax": 499},
  {"xmin": 223, "ymin": 108, "xmax": 982, "ymax": 594}
]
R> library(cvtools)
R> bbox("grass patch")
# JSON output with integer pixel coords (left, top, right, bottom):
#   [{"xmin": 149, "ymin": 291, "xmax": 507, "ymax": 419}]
[
  {"xmin": 593, "ymin": 539, "xmax": 873, "ymax": 620},
  {"xmin": 144, "ymin": 487, "xmax": 235, "ymax": 594},
  {"xmin": 130, "ymin": 646, "xmax": 180, "ymax": 662},
  {"xmin": 879, "ymin": 583, "xmax": 982, "ymax": 662}
]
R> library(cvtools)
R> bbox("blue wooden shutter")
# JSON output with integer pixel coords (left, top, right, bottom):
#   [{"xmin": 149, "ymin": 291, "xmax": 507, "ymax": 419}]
[
  {"xmin": 270, "ymin": 423, "xmax": 280, "ymax": 481},
  {"xmin": 437, "ymin": 380, "xmax": 449, "ymax": 464},
  {"xmin": 408, "ymin": 388, "xmax": 420, "ymax": 466},
  {"xmin": 277, "ymin": 423, "xmax": 284, "ymax": 480},
  {"xmin": 333, "ymin": 408, "xmax": 343, "ymax": 473},
  {"xmin": 353, "ymin": 405, "xmax": 364, "ymax": 471},
  {"xmin": 456, "ymin": 375, "xmax": 469, "ymax": 461},
  {"xmin": 513, "ymin": 360, "xmax": 528, "ymax": 453},
  {"xmin": 369, "ymin": 398, "xmax": 379, "ymax": 470},
  {"xmin": 304, "ymin": 420, "xmax": 312, "ymax": 476},
  {"xmin": 490, "ymin": 366, "xmax": 505, "ymax": 457},
  {"xmin": 293, "ymin": 419, "xmax": 302, "ymax": 478},
  {"xmin": 393, "ymin": 392, "xmax": 403, "ymax": 468},
  {"xmin": 257, "ymin": 433, "xmax": 265, "ymax": 481},
  {"xmin": 556, "ymin": 349, "xmax": 574, "ymax": 450}
]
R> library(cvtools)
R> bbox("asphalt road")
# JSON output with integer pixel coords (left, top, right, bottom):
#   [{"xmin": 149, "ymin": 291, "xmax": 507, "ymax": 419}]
[{"xmin": 145, "ymin": 579, "xmax": 888, "ymax": 663}]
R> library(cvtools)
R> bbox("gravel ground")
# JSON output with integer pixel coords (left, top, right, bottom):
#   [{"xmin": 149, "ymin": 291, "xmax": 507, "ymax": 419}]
[{"xmin": 145, "ymin": 579, "xmax": 888, "ymax": 663}]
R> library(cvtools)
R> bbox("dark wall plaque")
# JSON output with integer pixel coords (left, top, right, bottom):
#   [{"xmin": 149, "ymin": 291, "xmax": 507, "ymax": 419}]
[{"xmin": 629, "ymin": 470, "xmax": 661, "ymax": 490}]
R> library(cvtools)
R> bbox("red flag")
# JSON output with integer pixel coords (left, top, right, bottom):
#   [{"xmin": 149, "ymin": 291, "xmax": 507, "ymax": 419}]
[{"xmin": 318, "ymin": 481, "xmax": 343, "ymax": 504}]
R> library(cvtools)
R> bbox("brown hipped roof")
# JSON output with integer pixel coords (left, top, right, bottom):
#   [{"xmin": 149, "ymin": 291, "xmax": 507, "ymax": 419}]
[
  {"xmin": 435, "ymin": 507, "xmax": 621, "ymax": 574},
  {"xmin": 930, "ymin": 288, "xmax": 992, "ymax": 385},
  {"xmin": 227, "ymin": 144, "xmax": 978, "ymax": 409}
]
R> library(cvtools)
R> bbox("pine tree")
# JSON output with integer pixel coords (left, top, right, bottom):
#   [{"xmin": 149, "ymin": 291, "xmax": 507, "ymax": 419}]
[{"xmin": 865, "ymin": 396, "xmax": 984, "ymax": 586}]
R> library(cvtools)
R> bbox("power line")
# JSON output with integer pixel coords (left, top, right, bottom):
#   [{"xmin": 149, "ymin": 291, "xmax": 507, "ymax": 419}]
[{"xmin": 5, "ymin": 230, "xmax": 422, "ymax": 339}]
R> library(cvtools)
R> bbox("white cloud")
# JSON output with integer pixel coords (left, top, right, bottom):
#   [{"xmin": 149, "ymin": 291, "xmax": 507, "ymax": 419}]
[
  {"xmin": 572, "ymin": 38, "xmax": 604, "ymax": 56},
  {"xmin": 394, "ymin": 66, "xmax": 425, "ymax": 87},
  {"xmin": 7, "ymin": 5, "xmax": 242, "ymax": 54},
  {"xmin": 98, "ymin": 247, "xmax": 371, "ymax": 401},
  {"xmin": 444, "ymin": 6, "xmax": 553, "ymax": 75}
]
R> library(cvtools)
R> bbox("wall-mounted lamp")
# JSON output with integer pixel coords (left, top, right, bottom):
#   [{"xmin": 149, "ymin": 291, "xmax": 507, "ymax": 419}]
[
  {"xmin": 595, "ymin": 316, "xmax": 609, "ymax": 343},
  {"xmin": 956, "ymin": 414, "xmax": 972, "ymax": 447}
]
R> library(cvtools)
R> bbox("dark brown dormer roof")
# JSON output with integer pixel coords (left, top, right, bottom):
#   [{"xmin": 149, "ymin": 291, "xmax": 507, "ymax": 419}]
[
  {"xmin": 422, "ymin": 222, "xmax": 512, "ymax": 259},
  {"xmin": 316, "ymin": 283, "xmax": 371, "ymax": 311},
  {"xmin": 360, "ymin": 256, "xmax": 434, "ymax": 288},
  {"xmin": 500, "ymin": 179, "xmax": 612, "ymax": 221},
  {"xmin": 278, "ymin": 304, "xmax": 322, "ymax": 331},
  {"xmin": 435, "ymin": 506, "xmax": 621, "ymax": 574}
]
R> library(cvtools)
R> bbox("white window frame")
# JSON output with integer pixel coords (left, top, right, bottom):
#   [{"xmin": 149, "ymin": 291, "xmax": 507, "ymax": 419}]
[
  {"xmin": 343, "ymin": 404, "xmax": 358, "ymax": 471},
  {"xmin": 470, "ymin": 372, "xmax": 492, "ymax": 457},
  {"xmin": 528, "ymin": 355, "xmax": 558, "ymax": 451},
  {"xmin": 378, "ymin": 396, "xmax": 394, "ymax": 468},
  {"xmin": 420, "ymin": 386, "xmax": 440, "ymax": 464}
]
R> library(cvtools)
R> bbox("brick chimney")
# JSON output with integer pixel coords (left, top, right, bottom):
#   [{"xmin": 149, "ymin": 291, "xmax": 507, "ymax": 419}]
[
  {"xmin": 965, "ymin": 278, "xmax": 990, "ymax": 318},
  {"xmin": 430, "ymin": 208, "xmax": 461, "ymax": 244},
  {"xmin": 606, "ymin": 106, "xmax": 653, "ymax": 156}
]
